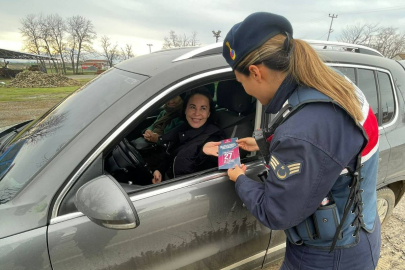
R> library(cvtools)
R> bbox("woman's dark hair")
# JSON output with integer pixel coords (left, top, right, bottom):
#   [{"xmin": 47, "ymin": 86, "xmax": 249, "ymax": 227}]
[{"xmin": 182, "ymin": 87, "xmax": 217, "ymax": 125}]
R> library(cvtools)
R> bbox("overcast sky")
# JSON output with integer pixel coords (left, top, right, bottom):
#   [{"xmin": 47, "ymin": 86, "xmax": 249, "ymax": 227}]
[{"xmin": 1, "ymin": 0, "xmax": 404, "ymax": 56}]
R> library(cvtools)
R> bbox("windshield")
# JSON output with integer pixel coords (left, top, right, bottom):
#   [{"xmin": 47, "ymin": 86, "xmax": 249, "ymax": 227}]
[{"xmin": 0, "ymin": 68, "xmax": 147, "ymax": 204}]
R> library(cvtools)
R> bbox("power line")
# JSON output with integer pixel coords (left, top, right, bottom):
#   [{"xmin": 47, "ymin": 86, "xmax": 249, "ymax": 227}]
[{"xmin": 317, "ymin": 31, "xmax": 329, "ymax": 40}]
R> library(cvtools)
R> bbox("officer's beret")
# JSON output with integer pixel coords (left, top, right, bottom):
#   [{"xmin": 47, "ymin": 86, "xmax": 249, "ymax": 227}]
[{"xmin": 222, "ymin": 12, "xmax": 293, "ymax": 70}]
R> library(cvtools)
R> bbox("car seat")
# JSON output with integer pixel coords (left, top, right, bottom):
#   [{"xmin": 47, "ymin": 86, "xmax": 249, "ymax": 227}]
[{"xmin": 216, "ymin": 80, "xmax": 256, "ymax": 159}]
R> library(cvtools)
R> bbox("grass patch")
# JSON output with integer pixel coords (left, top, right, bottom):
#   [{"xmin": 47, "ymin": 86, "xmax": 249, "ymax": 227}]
[
  {"xmin": 0, "ymin": 78, "xmax": 93, "ymax": 102},
  {"xmin": 0, "ymin": 77, "xmax": 94, "ymax": 128}
]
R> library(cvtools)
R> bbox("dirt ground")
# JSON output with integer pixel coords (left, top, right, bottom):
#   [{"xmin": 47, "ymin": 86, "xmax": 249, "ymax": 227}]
[
  {"xmin": 264, "ymin": 196, "xmax": 405, "ymax": 270},
  {"xmin": 0, "ymin": 100, "xmax": 61, "ymax": 128}
]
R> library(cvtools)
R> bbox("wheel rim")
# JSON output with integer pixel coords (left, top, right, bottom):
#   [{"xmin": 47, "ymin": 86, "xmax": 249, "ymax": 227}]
[{"xmin": 377, "ymin": 198, "xmax": 389, "ymax": 222}]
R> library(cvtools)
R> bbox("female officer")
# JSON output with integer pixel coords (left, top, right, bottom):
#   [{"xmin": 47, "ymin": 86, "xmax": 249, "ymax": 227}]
[{"xmin": 223, "ymin": 12, "xmax": 381, "ymax": 270}]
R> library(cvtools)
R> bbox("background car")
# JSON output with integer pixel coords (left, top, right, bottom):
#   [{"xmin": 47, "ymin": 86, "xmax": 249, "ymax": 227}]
[{"xmin": 1, "ymin": 41, "xmax": 405, "ymax": 270}]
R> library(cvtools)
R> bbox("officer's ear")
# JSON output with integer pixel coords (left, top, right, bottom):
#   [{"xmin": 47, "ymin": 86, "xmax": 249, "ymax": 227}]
[{"xmin": 248, "ymin": 65, "xmax": 262, "ymax": 82}]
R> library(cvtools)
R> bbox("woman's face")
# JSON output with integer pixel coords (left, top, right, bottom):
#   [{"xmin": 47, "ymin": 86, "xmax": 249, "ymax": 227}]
[
  {"xmin": 185, "ymin": 94, "xmax": 210, "ymax": 129},
  {"xmin": 235, "ymin": 65, "xmax": 286, "ymax": 105}
]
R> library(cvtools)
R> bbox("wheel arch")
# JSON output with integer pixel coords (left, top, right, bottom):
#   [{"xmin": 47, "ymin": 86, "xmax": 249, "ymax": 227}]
[{"xmin": 386, "ymin": 180, "xmax": 405, "ymax": 206}]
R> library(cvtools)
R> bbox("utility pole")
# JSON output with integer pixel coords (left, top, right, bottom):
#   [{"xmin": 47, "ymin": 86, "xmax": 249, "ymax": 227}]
[
  {"xmin": 212, "ymin": 30, "xmax": 221, "ymax": 43},
  {"xmin": 146, "ymin": 44, "xmax": 153, "ymax": 53},
  {"xmin": 327, "ymin": 14, "xmax": 338, "ymax": 41}
]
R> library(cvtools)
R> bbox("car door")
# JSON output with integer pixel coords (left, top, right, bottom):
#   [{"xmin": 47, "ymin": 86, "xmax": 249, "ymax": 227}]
[
  {"xmin": 48, "ymin": 163, "xmax": 270, "ymax": 270},
  {"xmin": 378, "ymin": 69, "xmax": 405, "ymax": 183},
  {"xmin": 47, "ymin": 71, "xmax": 283, "ymax": 270},
  {"xmin": 332, "ymin": 65, "xmax": 390, "ymax": 185}
]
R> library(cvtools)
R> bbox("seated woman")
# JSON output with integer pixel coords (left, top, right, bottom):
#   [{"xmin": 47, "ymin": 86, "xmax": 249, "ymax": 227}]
[
  {"xmin": 151, "ymin": 87, "xmax": 225, "ymax": 184},
  {"xmin": 143, "ymin": 96, "xmax": 184, "ymax": 143}
]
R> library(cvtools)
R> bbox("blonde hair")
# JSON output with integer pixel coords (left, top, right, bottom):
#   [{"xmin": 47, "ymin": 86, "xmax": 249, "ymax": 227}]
[{"xmin": 236, "ymin": 34, "xmax": 363, "ymax": 122}]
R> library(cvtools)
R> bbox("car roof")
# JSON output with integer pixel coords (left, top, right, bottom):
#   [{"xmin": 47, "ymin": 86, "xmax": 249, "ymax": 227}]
[
  {"xmin": 116, "ymin": 47, "xmax": 196, "ymax": 77},
  {"xmin": 115, "ymin": 42, "xmax": 398, "ymax": 78}
]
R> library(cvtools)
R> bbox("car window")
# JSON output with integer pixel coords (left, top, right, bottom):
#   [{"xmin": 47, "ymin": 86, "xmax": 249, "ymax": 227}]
[
  {"xmin": 357, "ymin": 69, "xmax": 379, "ymax": 121},
  {"xmin": 58, "ymin": 77, "xmax": 258, "ymax": 216},
  {"xmin": 0, "ymin": 69, "xmax": 147, "ymax": 204},
  {"xmin": 108, "ymin": 80, "xmax": 256, "ymax": 185},
  {"xmin": 334, "ymin": 66, "xmax": 356, "ymax": 84},
  {"xmin": 377, "ymin": 71, "xmax": 395, "ymax": 124}
]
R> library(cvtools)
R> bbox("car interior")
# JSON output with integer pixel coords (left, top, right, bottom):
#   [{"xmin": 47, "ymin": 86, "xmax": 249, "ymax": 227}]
[
  {"xmin": 58, "ymin": 79, "xmax": 258, "ymax": 216},
  {"xmin": 104, "ymin": 79, "xmax": 257, "ymax": 187}
]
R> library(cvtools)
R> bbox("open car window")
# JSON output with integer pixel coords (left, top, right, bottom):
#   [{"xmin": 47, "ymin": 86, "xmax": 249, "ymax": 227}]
[{"xmin": 59, "ymin": 78, "xmax": 259, "ymax": 216}]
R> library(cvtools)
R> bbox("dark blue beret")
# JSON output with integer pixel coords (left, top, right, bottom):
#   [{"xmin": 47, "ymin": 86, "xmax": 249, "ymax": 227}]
[{"xmin": 222, "ymin": 12, "xmax": 293, "ymax": 70}]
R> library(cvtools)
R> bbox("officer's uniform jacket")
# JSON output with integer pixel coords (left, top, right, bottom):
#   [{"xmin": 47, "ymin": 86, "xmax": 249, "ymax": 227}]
[{"xmin": 235, "ymin": 76, "xmax": 379, "ymax": 249}]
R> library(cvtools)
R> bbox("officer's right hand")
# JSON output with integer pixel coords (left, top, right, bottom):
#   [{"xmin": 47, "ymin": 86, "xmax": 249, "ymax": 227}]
[
  {"xmin": 152, "ymin": 170, "xmax": 162, "ymax": 184},
  {"xmin": 237, "ymin": 137, "xmax": 259, "ymax": 152}
]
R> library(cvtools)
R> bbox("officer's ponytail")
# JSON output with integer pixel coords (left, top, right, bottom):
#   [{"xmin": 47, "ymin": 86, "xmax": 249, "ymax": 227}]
[{"xmin": 236, "ymin": 35, "xmax": 364, "ymax": 123}]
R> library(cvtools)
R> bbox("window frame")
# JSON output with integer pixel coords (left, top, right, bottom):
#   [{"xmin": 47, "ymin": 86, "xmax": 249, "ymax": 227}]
[
  {"xmin": 51, "ymin": 67, "xmax": 263, "ymax": 223},
  {"xmin": 376, "ymin": 70, "xmax": 396, "ymax": 125},
  {"xmin": 327, "ymin": 63, "xmax": 399, "ymax": 129}
]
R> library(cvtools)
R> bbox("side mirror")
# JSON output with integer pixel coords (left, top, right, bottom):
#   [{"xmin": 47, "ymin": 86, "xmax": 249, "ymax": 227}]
[{"xmin": 74, "ymin": 175, "xmax": 140, "ymax": 230}]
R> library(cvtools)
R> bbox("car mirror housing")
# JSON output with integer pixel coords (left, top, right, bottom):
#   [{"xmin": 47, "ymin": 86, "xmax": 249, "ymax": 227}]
[{"xmin": 74, "ymin": 175, "xmax": 140, "ymax": 230}]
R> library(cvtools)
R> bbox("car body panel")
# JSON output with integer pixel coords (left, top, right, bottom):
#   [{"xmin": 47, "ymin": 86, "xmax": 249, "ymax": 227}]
[
  {"xmin": 0, "ymin": 227, "xmax": 51, "ymax": 270},
  {"xmin": 48, "ymin": 162, "xmax": 276, "ymax": 270}
]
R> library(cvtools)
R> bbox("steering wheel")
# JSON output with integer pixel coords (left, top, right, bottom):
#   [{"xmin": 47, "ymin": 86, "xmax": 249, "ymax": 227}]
[{"xmin": 110, "ymin": 138, "xmax": 153, "ymax": 178}]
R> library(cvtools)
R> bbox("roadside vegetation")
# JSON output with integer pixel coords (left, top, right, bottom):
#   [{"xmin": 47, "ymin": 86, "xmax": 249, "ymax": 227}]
[{"xmin": 0, "ymin": 77, "xmax": 92, "ymax": 128}]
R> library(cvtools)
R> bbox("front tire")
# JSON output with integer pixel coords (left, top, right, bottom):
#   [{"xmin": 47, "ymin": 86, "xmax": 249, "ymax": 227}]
[{"xmin": 376, "ymin": 187, "xmax": 395, "ymax": 225}]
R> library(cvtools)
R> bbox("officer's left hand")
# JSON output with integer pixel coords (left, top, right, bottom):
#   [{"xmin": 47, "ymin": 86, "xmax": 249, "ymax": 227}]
[{"xmin": 227, "ymin": 164, "xmax": 247, "ymax": 182}]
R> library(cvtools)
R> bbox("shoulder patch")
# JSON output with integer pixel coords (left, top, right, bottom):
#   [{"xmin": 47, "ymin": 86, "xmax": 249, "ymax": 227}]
[{"xmin": 269, "ymin": 155, "xmax": 302, "ymax": 180}]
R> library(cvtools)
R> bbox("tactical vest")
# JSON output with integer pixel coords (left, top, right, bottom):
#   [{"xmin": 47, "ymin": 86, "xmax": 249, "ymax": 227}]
[{"xmin": 265, "ymin": 85, "xmax": 379, "ymax": 251}]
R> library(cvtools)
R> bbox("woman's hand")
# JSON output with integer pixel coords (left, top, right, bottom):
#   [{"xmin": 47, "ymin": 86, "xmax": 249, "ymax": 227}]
[
  {"xmin": 143, "ymin": 130, "xmax": 159, "ymax": 143},
  {"xmin": 237, "ymin": 137, "xmax": 259, "ymax": 152},
  {"xmin": 203, "ymin": 141, "xmax": 221, "ymax": 157},
  {"xmin": 227, "ymin": 164, "xmax": 247, "ymax": 182},
  {"xmin": 152, "ymin": 170, "xmax": 162, "ymax": 184}
]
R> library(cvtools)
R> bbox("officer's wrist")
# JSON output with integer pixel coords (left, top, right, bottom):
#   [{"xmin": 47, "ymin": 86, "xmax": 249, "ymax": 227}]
[{"xmin": 235, "ymin": 173, "xmax": 245, "ymax": 182}]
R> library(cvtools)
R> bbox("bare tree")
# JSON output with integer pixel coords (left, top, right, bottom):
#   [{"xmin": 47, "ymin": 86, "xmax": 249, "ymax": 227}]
[
  {"xmin": 47, "ymin": 14, "xmax": 67, "ymax": 74},
  {"xmin": 66, "ymin": 16, "xmax": 96, "ymax": 74},
  {"xmin": 338, "ymin": 23, "xmax": 405, "ymax": 58},
  {"xmin": 20, "ymin": 14, "xmax": 46, "ymax": 70},
  {"xmin": 38, "ymin": 14, "xmax": 58, "ymax": 72},
  {"xmin": 100, "ymin": 35, "xmax": 119, "ymax": 68},
  {"xmin": 189, "ymin": 31, "xmax": 200, "ymax": 46},
  {"xmin": 372, "ymin": 27, "xmax": 405, "ymax": 59},
  {"xmin": 162, "ymin": 30, "xmax": 179, "ymax": 49},
  {"xmin": 65, "ymin": 32, "xmax": 77, "ymax": 72},
  {"xmin": 338, "ymin": 23, "xmax": 380, "ymax": 45},
  {"xmin": 162, "ymin": 30, "xmax": 200, "ymax": 49},
  {"xmin": 120, "ymin": 44, "xmax": 135, "ymax": 60}
]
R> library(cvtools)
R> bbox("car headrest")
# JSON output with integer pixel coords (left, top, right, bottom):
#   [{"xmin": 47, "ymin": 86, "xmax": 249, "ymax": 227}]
[
  {"xmin": 204, "ymin": 83, "xmax": 216, "ymax": 99},
  {"xmin": 217, "ymin": 80, "xmax": 253, "ymax": 115}
]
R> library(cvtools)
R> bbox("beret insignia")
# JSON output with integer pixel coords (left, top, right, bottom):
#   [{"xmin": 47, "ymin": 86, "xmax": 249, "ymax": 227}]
[{"xmin": 225, "ymin": 41, "xmax": 236, "ymax": 60}]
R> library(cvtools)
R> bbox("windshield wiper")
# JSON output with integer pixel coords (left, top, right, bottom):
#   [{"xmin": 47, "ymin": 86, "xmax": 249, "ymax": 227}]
[{"xmin": 0, "ymin": 130, "xmax": 19, "ymax": 154}]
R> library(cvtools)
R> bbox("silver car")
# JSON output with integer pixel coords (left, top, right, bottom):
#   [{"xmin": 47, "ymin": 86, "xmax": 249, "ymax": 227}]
[{"xmin": 1, "ymin": 41, "xmax": 405, "ymax": 270}]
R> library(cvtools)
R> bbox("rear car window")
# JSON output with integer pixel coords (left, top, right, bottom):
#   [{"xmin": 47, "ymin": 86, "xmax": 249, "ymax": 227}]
[
  {"xmin": 357, "ymin": 69, "xmax": 379, "ymax": 120},
  {"xmin": 0, "ymin": 68, "xmax": 147, "ymax": 204},
  {"xmin": 377, "ymin": 71, "xmax": 395, "ymax": 124},
  {"xmin": 334, "ymin": 66, "xmax": 356, "ymax": 84}
]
